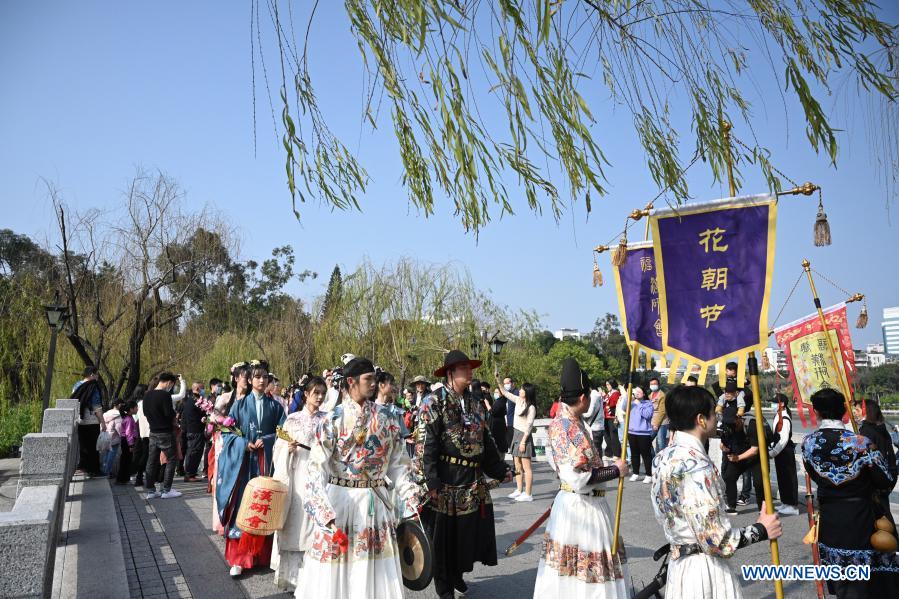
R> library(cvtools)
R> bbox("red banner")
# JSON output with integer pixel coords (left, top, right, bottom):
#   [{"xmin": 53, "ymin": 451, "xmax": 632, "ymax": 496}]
[{"xmin": 772, "ymin": 304, "xmax": 855, "ymax": 427}]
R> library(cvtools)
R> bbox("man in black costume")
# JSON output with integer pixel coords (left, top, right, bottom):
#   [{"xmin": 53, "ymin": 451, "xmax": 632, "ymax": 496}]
[{"xmin": 416, "ymin": 350, "xmax": 512, "ymax": 599}]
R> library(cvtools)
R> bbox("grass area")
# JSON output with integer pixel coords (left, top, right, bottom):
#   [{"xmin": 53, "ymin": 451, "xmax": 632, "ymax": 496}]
[{"xmin": 0, "ymin": 400, "xmax": 42, "ymax": 458}]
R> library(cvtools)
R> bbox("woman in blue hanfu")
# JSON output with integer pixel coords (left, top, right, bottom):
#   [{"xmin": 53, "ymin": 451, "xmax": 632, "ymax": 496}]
[
  {"xmin": 216, "ymin": 361, "xmax": 286, "ymax": 578},
  {"xmin": 802, "ymin": 388, "xmax": 899, "ymax": 599}
]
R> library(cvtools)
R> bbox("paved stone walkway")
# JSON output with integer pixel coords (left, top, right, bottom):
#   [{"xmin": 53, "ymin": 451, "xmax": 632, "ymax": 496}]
[
  {"xmin": 114, "ymin": 484, "xmax": 193, "ymax": 598},
  {"xmin": 0, "ymin": 458, "xmax": 21, "ymax": 512},
  {"xmin": 108, "ymin": 452, "xmax": 899, "ymax": 599}
]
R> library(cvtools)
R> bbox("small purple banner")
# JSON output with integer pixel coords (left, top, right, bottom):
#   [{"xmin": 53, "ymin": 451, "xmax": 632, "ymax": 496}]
[
  {"xmin": 650, "ymin": 196, "xmax": 776, "ymax": 363},
  {"xmin": 614, "ymin": 243, "xmax": 663, "ymax": 353}
]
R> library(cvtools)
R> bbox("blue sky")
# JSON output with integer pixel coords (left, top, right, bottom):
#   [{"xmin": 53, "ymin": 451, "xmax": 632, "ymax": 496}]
[{"xmin": 1, "ymin": 2, "xmax": 896, "ymax": 348}]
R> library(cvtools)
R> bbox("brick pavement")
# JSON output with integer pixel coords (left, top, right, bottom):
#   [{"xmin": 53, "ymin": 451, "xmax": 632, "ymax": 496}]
[{"xmin": 113, "ymin": 484, "xmax": 194, "ymax": 599}]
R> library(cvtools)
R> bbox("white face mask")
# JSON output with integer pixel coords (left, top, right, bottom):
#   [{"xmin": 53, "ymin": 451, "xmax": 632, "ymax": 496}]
[
  {"xmin": 503, "ymin": 384, "xmax": 512, "ymax": 391},
  {"xmin": 650, "ymin": 384, "xmax": 659, "ymax": 392},
  {"xmin": 493, "ymin": 392, "xmax": 500, "ymax": 399}
]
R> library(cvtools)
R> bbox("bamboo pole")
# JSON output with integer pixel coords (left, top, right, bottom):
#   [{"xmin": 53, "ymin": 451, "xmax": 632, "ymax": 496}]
[
  {"xmin": 801, "ymin": 259, "xmax": 858, "ymax": 433},
  {"xmin": 722, "ymin": 121, "xmax": 783, "ymax": 599},
  {"xmin": 611, "ymin": 345, "xmax": 639, "ymax": 555}
]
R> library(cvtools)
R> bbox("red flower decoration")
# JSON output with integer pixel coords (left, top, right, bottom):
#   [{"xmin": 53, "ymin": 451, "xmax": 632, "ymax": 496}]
[{"xmin": 332, "ymin": 528, "xmax": 349, "ymax": 555}]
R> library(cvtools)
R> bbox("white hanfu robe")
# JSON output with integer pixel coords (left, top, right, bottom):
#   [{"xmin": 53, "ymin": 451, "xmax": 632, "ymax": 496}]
[
  {"xmin": 651, "ymin": 431, "xmax": 767, "ymax": 599},
  {"xmin": 533, "ymin": 404, "xmax": 630, "ymax": 599},
  {"xmin": 271, "ymin": 408, "xmax": 324, "ymax": 590},
  {"xmin": 295, "ymin": 399, "xmax": 422, "ymax": 599}
]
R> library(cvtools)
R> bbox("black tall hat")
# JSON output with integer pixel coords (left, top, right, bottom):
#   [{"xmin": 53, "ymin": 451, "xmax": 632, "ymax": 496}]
[{"xmin": 560, "ymin": 357, "xmax": 590, "ymax": 399}]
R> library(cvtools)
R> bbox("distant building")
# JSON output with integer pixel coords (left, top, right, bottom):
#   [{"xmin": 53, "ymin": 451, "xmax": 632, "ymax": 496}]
[
  {"xmin": 554, "ymin": 328, "xmax": 582, "ymax": 341},
  {"xmin": 763, "ymin": 347, "xmax": 788, "ymax": 373},
  {"xmin": 883, "ymin": 307, "xmax": 899, "ymax": 356},
  {"xmin": 868, "ymin": 353, "xmax": 886, "ymax": 368},
  {"xmin": 854, "ymin": 349, "xmax": 870, "ymax": 370},
  {"xmin": 867, "ymin": 342, "xmax": 885, "ymax": 354}
]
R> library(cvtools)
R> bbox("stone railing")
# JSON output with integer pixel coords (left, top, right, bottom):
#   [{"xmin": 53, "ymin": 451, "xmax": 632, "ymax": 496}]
[{"xmin": 0, "ymin": 399, "xmax": 78, "ymax": 599}]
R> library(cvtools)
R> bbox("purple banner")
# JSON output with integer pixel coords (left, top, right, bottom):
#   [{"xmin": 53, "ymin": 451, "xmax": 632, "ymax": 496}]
[
  {"xmin": 650, "ymin": 196, "xmax": 776, "ymax": 363},
  {"xmin": 614, "ymin": 243, "xmax": 663, "ymax": 352}
]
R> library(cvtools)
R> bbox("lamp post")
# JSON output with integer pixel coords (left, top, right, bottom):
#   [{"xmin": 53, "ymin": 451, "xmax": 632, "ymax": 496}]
[
  {"xmin": 42, "ymin": 299, "xmax": 69, "ymax": 412},
  {"xmin": 470, "ymin": 340, "xmax": 481, "ymax": 359},
  {"xmin": 489, "ymin": 332, "xmax": 507, "ymax": 377}
]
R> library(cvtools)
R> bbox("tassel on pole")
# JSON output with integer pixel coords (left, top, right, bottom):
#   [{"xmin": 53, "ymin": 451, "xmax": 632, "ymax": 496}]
[
  {"xmin": 592, "ymin": 261, "xmax": 603, "ymax": 287},
  {"xmin": 813, "ymin": 193, "xmax": 831, "ymax": 247},
  {"xmin": 592, "ymin": 245, "xmax": 610, "ymax": 287},
  {"xmin": 856, "ymin": 303, "xmax": 868, "ymax": 329},
  {"xmin": 611, "ymin": 237, "xmax": 628, "ymax": 267}
]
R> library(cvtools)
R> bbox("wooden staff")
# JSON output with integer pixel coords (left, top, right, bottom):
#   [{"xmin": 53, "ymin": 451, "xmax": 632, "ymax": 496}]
[
  {"xmin": 801, "ymin": 259, "xmax": 858, "ymax": 433},
  {"xmin": 805, "ymin": 472, "xmax": 826, "ymax": 599},
  {"xmin": 504, "ymin": 507, "xmax": 552, "ymax": 556},
  {"xmin": 611, "ymin": 345, "xmax": 639, "ymax": 555},
  {"xmin": 747, "ymin": 354, "xmax": 784, "ymax": 599}
]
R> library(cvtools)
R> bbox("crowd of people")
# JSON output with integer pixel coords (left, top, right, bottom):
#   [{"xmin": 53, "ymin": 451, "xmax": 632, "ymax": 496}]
[{"xmin": 67, "ymin": 352, "xmax": 899, "ymax": 599}]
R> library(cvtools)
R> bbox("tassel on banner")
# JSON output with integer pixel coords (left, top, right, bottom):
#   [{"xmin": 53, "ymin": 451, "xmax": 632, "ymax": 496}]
[
  {"xmin": 762, "ymin": 351, "xmax": 771, "ymax": 371},
  {"xmin": 611, "ymin": 237, "xmax": 628, "ymax": 267},
  {"xmin": 856, "ymin": 304, "xmax": 868, "ymax": 329},
  {"xmin": 736, "ymin": 358, "xmax": 747, "ymax": 389},
  {"xmin": 667, "ymin": 356, "xmax": 679, "ymax": 385},
  {"xmin": 698, "ymin": 364, "xmax": 709, "ymax": 386},
  {"xmin": 813, "ymin": 194, "xmax": 832, "ymax": 247}
]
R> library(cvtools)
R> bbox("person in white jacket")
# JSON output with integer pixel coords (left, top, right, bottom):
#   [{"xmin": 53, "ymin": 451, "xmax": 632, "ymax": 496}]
[{"xmin": 769, "ymin": 393, "xmax": 799, "ymax": 516}]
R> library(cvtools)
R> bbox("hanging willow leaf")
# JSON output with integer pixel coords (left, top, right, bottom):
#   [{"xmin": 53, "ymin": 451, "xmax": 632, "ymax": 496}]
[{"xmin": 256, "ymin": 0, "xmax": 896, "ymax": 232}]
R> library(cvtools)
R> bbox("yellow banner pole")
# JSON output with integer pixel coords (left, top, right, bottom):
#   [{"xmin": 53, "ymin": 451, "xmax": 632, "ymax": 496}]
[
  {"xmin": 801, "ymin": 259, "xmax": 858, "ymax": 433},
  {"xmin": 722, "ymin": 121, "xmax": 783, "ymax": 599},
  {"xmin": 748, "ymin": 354, "xmax": 784, "ymax": 599},
  {"xmin": 611, "ymin": 345, "xmax": 639, "ymax": 555}
]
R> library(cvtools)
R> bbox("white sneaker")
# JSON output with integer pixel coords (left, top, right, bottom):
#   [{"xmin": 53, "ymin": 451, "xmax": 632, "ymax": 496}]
[
  {"xmin": 629, "ymin": 474, "xmax": 640, "ymax": 482},
  {"xmin": 776, "ymin": 504, "xmax": 799, "ymax": 516},
  {"xmin": 515, "ymin": 493, "xmax": 533, "ymax": 502},
  {"xmin": 160, "ymin": 489, "xmax": 182, "ymax": 499},
  {"xmin": 508, "ymin": 490, "xmax": 522, "ymax": 499},
  {"xmin": 145, "ymin": 490, "xmax": 160, "ymax": 499},
  {"xmin": 642, "ymin": 475, "xmax": 652, "ymax": 484},
  {"xmin": 229, "ymin": 565, "xmax": 243, "ymax": 577}
]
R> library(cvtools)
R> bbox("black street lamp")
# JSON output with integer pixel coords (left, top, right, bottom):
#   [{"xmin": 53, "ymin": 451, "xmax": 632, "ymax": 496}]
[
  {"xmin": 42, "ymin": 298, "xmax": 69, "ymax": 411},
  {"xmin": 489, "ymin": 334, "xmax": 507, "ymax": 357},
  {"xmin": 489, "ymin": 332, "xmax": 507, "ymax": 377}
]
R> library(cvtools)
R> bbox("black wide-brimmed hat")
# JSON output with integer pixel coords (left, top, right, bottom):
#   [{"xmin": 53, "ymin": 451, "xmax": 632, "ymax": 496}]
[{"xmin": 433, "ymin": 350, "xmax": 482, "ymax": 378}]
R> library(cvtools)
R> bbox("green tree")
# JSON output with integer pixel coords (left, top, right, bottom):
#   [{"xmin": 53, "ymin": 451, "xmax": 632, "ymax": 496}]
[
  {"xmin": 319, "ymin": 265, "xmax": 343, "ymax": 322},
  {"xmin": 259, "ymin": 1, "xmax": 896, "ymax": 232},
  {"xmin": 590, "ymin": 313, "xmax": 630, "ymax": 379}
]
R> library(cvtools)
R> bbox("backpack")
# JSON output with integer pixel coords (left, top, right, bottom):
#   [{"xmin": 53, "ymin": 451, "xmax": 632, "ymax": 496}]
[{"xmin": 746, "ymin": 416, "xmax": 778, "ymax": 452}]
